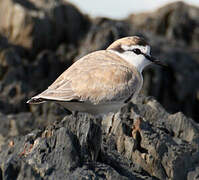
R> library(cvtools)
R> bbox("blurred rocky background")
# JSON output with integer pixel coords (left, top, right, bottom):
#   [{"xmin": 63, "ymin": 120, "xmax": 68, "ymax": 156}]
[{"xmin": 0, "ymin": 0, "xmax": 199, "ymax": 179}]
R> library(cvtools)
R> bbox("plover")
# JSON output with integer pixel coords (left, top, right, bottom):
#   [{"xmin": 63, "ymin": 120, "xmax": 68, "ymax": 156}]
[{"xmin": 27, "ymin": 36, "xmax": 166, "ymax": 115}]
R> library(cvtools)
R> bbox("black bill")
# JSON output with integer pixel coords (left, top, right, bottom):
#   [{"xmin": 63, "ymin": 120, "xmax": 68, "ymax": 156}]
[{"xmin": 144, "ymin": 54, "xmax": 168, "ymax": 67}]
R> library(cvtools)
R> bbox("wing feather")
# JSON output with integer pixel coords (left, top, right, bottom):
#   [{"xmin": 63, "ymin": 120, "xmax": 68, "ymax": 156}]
[{"xmin": 30, "ymin": 50, "xmax": 141, "ymax": 104}]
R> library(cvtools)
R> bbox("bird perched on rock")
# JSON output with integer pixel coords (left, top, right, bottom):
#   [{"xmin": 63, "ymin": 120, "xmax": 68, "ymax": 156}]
[{"xmin": 27, "ymin": 36, "xmax": 166, "ymax": 115}]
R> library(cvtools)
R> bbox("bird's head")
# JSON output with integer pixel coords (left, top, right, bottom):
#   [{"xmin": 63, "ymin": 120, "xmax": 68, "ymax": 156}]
[{"xmin": 107, "ymin": 36, "xmax": 167, "ymax": 72}]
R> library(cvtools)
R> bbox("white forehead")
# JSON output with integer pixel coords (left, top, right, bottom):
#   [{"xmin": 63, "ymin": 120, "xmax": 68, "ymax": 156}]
[{"xmin": 121, "ymin": 45, "xmax": 151, "ymax": 55}]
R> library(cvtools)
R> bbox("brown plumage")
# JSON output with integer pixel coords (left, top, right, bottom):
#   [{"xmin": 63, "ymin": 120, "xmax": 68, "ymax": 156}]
[
  {"xmin": 107, "ymin": 36, "xmax": 148, "ymax": 51},
  {"xmin": 28, "ymin": 50, "xmax": 141, "ymax": 107},
  {"xmin": 27, "ymin": 36, "xmax": 159, "ymax": 115}
]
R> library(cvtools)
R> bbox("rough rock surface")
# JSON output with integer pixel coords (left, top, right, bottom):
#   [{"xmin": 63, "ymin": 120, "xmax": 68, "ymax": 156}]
[
  {"xmin": 0, "ymin": 0, "xmax": 90, "ymax": 54},
  {"xmin": 0, "ymin": 96, "xmax": 199, "ymax": 180},
  {"xmin": 127, "ymin": 1, "xmax": 199, "ymax": 49},
  {"xmin": 76, "ymin": 18, "xmax": 130, "ymax": 59},
  {"xmin": 0, "ymin": 0, "xmax": 199, "ymax": 179}
]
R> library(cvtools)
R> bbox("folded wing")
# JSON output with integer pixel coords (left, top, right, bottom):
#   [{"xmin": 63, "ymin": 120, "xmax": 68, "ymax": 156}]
[{"xmin": 27, "ymin": 51, "xmax": 141, "ymax": 104}]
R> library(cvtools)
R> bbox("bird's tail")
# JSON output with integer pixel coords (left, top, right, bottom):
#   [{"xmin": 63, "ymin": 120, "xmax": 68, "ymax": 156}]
[{"xmin": 26, "ymin": 98, "xmax": 46, "ymax": 104}]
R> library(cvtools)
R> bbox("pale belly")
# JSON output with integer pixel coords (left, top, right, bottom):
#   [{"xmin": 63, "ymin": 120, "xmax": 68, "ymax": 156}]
[{"xmin": 58, "ymin": 101, "xmax": 124, "ymax": 115}]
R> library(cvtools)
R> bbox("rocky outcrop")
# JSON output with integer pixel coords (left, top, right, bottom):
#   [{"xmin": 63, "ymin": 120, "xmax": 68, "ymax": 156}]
[
  {"xmin": 0, "ymin": 0, "xmax": 199, "ymax": 179},
  {"xmin": 76, "ymin": 18, "xmax": 130, "ymax": 59},
  {"xmin": 0, "ymin": 0, "xmax": 90, "ymax": 54},
  {"xmin": 0, "ymin": 96, "xmax": 198, "ymax": 180},
  {"xmin": 127, "ymin": 1, "xmax": 199, "ymax": 49}
]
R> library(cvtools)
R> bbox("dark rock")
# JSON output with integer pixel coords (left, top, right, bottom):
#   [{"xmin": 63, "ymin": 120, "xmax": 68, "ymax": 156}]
[
  {"xmin": 102, "ymin": 95, "xmax": 199, "ymax": 180},
  {"xmin": 0, "ymin": 0, "xmax": 90, "ymax": 55},
  {"xmin": 77, "ymin": 18, "xmax": 130, "ymax": 59},
  {"xmin": 0, "ymin": 108, "xmax": 68, "ymax": 150},
  {"xmin": 0, "ymin": 96, "xmax": 199, "ymax": 180},
  {"xmin": 0, "ymin": 47, "xmax": 74, "ymax": 115},
  {"xmin": 67, "ymin": 163, "xmax": 130, "ymax": 180},
  {"xmin": 0, "ymin": 112, "xmax": 35, "ymax": 145},
  {"xmin": 0, "ymin": 1, "xmax": 199, "ymax": 179},
  {"xmin": 140, "ymin": 34, "xmax": 199, "ymax": 121},
  {"xmin": 187, "ymin": 167, "xmax": 199, "ymax": 180},
  {"xmin": 127, "ymin": 1, "xmax": 199, "ymax": 49}
]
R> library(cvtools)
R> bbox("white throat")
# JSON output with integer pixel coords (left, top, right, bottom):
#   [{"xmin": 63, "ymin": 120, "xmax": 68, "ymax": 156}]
[{"xmin": 109, "ymin": 45, "xmax": 151, "ymax": 73}]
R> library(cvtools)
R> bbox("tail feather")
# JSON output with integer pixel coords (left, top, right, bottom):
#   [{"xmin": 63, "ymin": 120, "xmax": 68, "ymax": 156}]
[{"xmin": 27, "ymin": 98, "xmax": 46, "ymax": 104}]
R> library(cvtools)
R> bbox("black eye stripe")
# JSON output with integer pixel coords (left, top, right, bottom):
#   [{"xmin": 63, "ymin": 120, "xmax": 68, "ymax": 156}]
[{"xmin": 132, "ymin": 48, "xmax": 142, "ymax": 55}]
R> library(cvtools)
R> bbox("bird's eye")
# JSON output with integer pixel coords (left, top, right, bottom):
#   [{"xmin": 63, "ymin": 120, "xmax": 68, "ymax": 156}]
[{"xmin": 132, "ymin": 48, "xmax": 141, "ymax": 55}]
